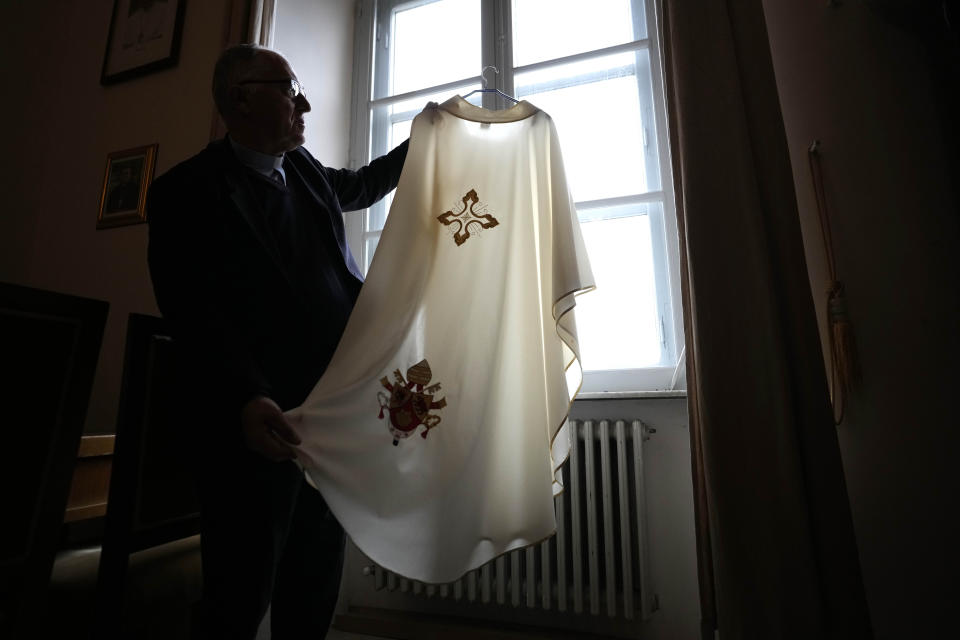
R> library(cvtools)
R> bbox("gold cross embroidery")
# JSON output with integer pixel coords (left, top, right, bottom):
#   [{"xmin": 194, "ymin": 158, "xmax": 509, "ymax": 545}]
[{"xmin": 437, "ymin": 189, "xmax": 499, "ymax": 246}]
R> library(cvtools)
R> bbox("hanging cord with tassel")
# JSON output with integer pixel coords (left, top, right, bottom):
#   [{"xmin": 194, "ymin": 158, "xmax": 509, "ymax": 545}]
[{"xmin": 808, "ymin": 140, "xmax": 859, "ymax": 424}]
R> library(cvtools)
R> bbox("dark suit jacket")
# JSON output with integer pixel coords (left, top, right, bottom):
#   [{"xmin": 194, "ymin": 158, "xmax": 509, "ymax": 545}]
[{"xmin": 147, "ymin": 138, "xmax": 407, "ymax": 444}]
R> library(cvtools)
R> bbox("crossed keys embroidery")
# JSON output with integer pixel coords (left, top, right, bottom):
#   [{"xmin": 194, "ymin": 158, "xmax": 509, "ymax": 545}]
[{"xmin": 436, "ymin": 189, "xmax": 499, "ymax": 246}]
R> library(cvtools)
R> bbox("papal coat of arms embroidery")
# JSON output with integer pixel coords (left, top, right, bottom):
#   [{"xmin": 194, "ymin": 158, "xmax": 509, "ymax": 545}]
[
  {"xmin": 437, "ymin": 188, "xmax": 499, "ymax": 246},
  {"xmin": 377, "ymin": 359, "xmax": 447, "ymax": 445}
]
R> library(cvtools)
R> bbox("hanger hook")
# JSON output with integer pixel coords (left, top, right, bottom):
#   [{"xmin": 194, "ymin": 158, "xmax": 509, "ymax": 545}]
[{"xmin": 481, "ymin": 66, "xmax": 499, "ymax": 89}]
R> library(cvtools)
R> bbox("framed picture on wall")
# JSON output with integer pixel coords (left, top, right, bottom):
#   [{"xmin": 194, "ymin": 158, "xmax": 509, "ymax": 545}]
[
  {"xmin": 101, "ymin": 0, "xmax": 187, "ymax": 85},
  {"xmin": 97, "ymin": 144, "xmax": 158, "ymax": 229}
]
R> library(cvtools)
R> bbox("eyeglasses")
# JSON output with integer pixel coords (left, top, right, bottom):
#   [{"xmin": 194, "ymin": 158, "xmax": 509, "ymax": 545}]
[{"xmin": 236, "ymin": 77, "xmax": 306, "ymax": 100}]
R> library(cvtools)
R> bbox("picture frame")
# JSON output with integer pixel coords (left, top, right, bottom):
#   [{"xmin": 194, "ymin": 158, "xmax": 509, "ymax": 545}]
[
  {"xmin": 97, "ymin": 144, "xmax": 158, "ymax": 229},
  {"xmin": 101, "ymin": 0, "xmax": 187, "ymax": 85}
]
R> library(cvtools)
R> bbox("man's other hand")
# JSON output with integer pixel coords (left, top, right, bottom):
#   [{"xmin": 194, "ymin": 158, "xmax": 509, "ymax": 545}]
[{"xmin": 240, "ymin": 395, "xmax": 302, "ymax": 461}]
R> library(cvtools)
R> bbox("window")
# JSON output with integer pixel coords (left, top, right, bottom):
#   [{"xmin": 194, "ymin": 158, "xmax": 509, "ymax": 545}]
[{"xmin": 348, "ymin": 0, "xmax": 683, "ymax": 392}]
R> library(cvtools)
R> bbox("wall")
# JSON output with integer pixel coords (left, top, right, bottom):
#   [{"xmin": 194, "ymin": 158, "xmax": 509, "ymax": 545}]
[
  {"xmin": 0, "ymin": 0, "xmax": 230, "ymax": 433},
  {"xmin": 275, "ymin": 0, "xmax": 356, "ymax": 167},
  {"xmin": 0, "ymin": 0, "xmax": 358, "ymax": 436},
  {"xmin": 761, "ymin": 3, "xmax": 959, "ymax": 637}
]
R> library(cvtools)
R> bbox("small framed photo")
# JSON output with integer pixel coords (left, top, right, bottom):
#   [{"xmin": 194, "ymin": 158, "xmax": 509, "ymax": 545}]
[
  {"xmin": 101, "ymin": 0, "xmax": 187, "ymax": 85},
  {"xmin": 97, "ymin": 144, "xmax": 158, "ymax": 229}
]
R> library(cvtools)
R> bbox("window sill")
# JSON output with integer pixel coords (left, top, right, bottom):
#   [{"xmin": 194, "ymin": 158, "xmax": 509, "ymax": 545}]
[{"xmin": 576, "ymin": 389, "xmax": 687, "ymax": 401}]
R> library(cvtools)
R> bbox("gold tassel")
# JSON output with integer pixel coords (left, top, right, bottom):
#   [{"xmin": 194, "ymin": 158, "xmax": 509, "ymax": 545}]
[
  {"xmin": 827, "ymin": 282, "xmax": 858, "ymax": 422},
  {"xmin": 809, "ymin": 141, "xmax": 860, "ymax": 424},
  {"xmin": 828, "ymin": 282, "xmax": 860, "ymax": 389}
]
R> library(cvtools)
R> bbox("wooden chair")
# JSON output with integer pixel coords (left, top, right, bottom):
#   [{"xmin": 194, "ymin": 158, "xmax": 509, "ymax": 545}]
[
  {"xmin": 0, "ymin": 282, "xmax": 108, "ymax": 639},
  {"xmin": 95, "ymin": 313, "xmax": 201, "ymax": 638}
]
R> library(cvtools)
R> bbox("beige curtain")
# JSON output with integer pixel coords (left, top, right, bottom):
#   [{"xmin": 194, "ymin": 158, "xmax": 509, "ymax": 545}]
[
  {"xmin": 248, "ymin": 0, "xmax": 277, "ymax": 48},
  {"xmin": 660, "ymin": 1, "xmax": 873, "ymax": 638},
  {"xmin": 209, "ymin": 0, "xmax": 279, "ymax": 139}
]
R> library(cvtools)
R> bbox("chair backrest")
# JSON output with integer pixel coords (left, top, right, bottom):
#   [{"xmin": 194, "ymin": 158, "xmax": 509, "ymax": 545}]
[
  {"xmin": 0, "ymin": 282, "xmax": 108, "ymax": 637},
  {"xmin": 96, "ymin": 313, "xmax": 200, "ymax": 634}
]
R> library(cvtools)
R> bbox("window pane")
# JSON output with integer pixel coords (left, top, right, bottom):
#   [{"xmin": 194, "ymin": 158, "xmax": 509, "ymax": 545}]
[
  {"xmin": 387, "ymin": 89, "xmax": 482, "ymax": 148},
  {"xmin": 368, "ymin": 83, "xmax": 481, "ymax": 231},
  {"xmin": 516, "ymin": 52, "xmax": 651, "ymax": 202},
  {"xmin": 384, "ymin": 82, "xmax": 482, "ymax": 120},
  {"xmin": 512, "ymin": 0, "xmax": 646, "ymax": 67},
  {"xmin": 389, "ymin": 0, "xmax": 481, "ymax": 97},
  {"xmin": 575, "ymin": 210, "xmax": 661, "ymax": 370},
  {"xmin": 367, "ymin": 190, "xmax": 395, "ymax": 235},
  {"xmin": 364, "ymin": 234, "xmax": 381, "ymax": 273},
  {"xmin": 391, "ymin": 119, "xmax": 413, "ymax": 149}
]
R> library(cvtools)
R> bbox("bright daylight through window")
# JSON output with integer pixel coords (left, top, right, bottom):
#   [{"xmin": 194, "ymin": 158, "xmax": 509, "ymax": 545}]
[{"xmin": 348, "ymin": 0, "xmax": 683, "ymax": 392}]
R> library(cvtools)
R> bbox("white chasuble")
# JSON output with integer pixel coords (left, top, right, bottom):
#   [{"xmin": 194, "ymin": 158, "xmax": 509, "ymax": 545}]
[{"xmin": 288, "ymin": 96, "xmax": 595, "ymax": 584}]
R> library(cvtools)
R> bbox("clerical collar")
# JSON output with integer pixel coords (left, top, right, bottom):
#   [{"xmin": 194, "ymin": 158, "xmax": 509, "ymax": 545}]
[{"xmin": 229, "ymin": 136, "xmax": 286, "ymax": 184}]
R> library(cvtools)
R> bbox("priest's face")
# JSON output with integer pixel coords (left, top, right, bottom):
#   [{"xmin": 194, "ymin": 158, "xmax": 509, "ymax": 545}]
[{"xmin": 237, "ymin": 51, "xmax": 311, "ymax": 154}]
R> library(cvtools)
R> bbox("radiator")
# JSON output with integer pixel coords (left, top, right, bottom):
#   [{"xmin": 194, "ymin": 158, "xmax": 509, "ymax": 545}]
[{"xmin": 362, "ymin": 419, "xmax": 656, "ymax": 621}]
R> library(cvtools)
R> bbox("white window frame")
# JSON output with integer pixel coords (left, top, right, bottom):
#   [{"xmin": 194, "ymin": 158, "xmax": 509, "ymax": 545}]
[{"xmin": 346, "ymin": 0, "xmax": 684, "ymax": 393}]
